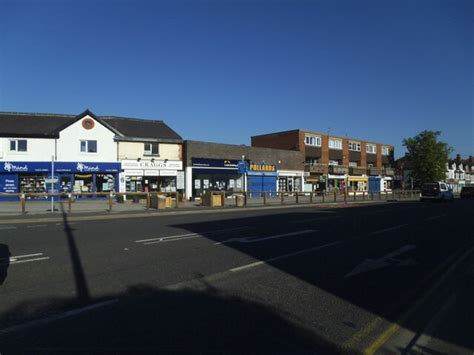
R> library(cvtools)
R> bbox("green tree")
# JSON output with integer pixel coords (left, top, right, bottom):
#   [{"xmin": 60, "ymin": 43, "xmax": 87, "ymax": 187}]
[{"xmin": 403, "ymin": 130, "xmax": 452, "ymax": 185}]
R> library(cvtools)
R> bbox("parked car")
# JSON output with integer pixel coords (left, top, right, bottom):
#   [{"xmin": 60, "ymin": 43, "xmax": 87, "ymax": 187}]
[
  {"xmin": 420, "ymin": 182, "xmax": 454, "ymax": 202},
  {"xmin": 460, "ymin": 186, "xmax": 474, "ymax": 199}
]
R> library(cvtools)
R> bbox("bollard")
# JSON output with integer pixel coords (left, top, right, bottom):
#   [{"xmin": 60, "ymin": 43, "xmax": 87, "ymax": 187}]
[
  {"xmin": 343, "ymin": 191, "xmax": 347, "ymax": 204},
  {"xmin": 146, "ymin": 193, "xmax": 151, "ymax": 209},
  {"xmin": 379, "ymin": 192, "xmax": 382, "ymax": 200},
  {"xmin": 244, "ymin": 192, "xmax": 247, "ymax": 206},
  {"xmin": 108, "ymin": 192, "xmax": 113, "ymax": 212},
  {"xmin": 310, "ymin": 192, "xmax": 313, "ymax": 203},
  {"xmin": 334, "ymin": 190, "xmax": 337, "ymax": 202},
  {"xmin": 281, "ymin": 192, "xmax": 284, "ymax": 205},
  {"xmin": 370, "ymin": 192, "xmax": 374, "ymax": 201},
  {"xmin": 175, "ymin": 192, "xmax": 179, "ymax": 208},
  {"xmin": 263, "ymin": 192, "xmax": 267, "ymax": 205},
  {"xmin": 363, "ymin": 191, "xmax": 366, "ymax": 201},
  {"xmin": 353, "ymin": 191, "xmax": 356, "ymax": 202},
  {"xmin": 21, "ymin": 194, "xmax": 26, "ymax": 214},
  {"xmin": 68, "ymin": 193, "xmax": 72, "ymax": 213},
  {"xmin": 296, "ymin": 193, "xmax": 299, "ymax": 204},
  {"xmin": 322, "ymin": 191, "xmax": 325, "ymax": 203}
]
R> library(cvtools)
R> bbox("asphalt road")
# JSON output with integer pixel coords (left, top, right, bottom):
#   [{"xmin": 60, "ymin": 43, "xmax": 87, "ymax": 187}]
[{"xmin": 0, "ymin": 199, "xmax": 473, "ymax": 353}]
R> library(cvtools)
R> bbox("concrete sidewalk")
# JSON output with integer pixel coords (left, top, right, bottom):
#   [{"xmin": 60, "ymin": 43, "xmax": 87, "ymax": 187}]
[{"xmin": 0, "ymin": 197, "xmax": 420, "ymax": 225}]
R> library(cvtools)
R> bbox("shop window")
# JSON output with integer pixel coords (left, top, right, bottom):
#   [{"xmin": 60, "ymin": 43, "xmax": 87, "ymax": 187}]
[
  {"xmin": 10, "ymin": 139, "xmax": 28, "ymax": 152},
  {"xmin": 144, "ymin": 143, "xmax": 159, "ymax": 156},
  {"xmin": 19, "ymin": 175, "xmax": 45, "ymax": 193},
  {"xmin": 80, "ymin": 140, "xmax": 97, "ymax": 153},
  {"xmin": 329, "ymin": 138, "xmax": 342, "ymax": 150}
]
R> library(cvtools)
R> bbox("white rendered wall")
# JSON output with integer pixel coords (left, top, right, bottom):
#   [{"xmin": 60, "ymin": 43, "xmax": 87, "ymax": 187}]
[{"xmin": 56, "ymin": 115, "xmax": 117, "ymax": 162}]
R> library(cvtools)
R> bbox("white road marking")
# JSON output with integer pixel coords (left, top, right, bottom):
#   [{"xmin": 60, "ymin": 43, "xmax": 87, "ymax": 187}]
[
  {"xmin": 0, "ymin": 299, "xmax": 118, "ymax": 336},
  {"xmin": 424, "ymin": 215, "xmax": 447, "ymax": 221},
  {"xmin": 0, "ymin": 253, "xmax": 50, "ymax": 265},
  {"xmin": 345, "ymin": 244, "xmax": 417, "ymax": 278},
  {"xmin": 216, "ymin": 229, "xmax": 316, "ymax": 245},
  {"xmin": 290, "ymin": 216, "xmax": 341, "ymax": 224},
  {"xmin": 229, "ymin": 241, "xmax": 342, "ymax": 272},
  {"xmin": 26, "ymin": 224, "xmax": 48, "ymax": 228},
  {"xmin": 0, "ymin": 225, "xmax": 17, "ymax": 230},
  {"xmin": 135, "ymin": 226, "xmax": 252, "ymax": 244},
  {"xmin": 10, "ymin": 257, "xmax": 50, "ymax": 264},
  {"xmin": 367, "ymin": 223, "xmax": 410, "ymax": 236}
]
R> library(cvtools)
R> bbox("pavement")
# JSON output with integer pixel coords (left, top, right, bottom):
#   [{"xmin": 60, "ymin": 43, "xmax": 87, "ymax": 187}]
[{"xmin": 0, "ymin": 198, "xmax": 472, "ymax": 353}]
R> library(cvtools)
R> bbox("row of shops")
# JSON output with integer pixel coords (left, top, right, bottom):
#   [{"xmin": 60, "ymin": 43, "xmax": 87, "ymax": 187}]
[{"xmin": 1, "ymin": 159, "xmax": 393, "ymax": 200}]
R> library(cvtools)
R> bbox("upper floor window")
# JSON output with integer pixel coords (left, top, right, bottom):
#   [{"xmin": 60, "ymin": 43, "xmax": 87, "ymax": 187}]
[
  {"xmin": 9, "ymin": 139, "xmax": 27, "ymax": 152},
  {"xmin": 305, "ymin": 158, "xmax": 320, "ymax": 165},
  {"xmin": 329, "ymin": 160, "xmax": 340, "ymax": 166},
  {"xmin": 366, "ymin": 144, "xmax": 377, "ymax": 154},
  {"xmin": 304, "ymin": 135, "xmax": 321, "ymax": 146},
  {"xmin": 348, "ymin": 141, "xmax": 361, "ymax": 151},
  {"xmin": 382, "ymin": 146, "xmax": 390, "ymax": 156},
  {"xmin": 80, "ymin": 140, "xmax": 97, "ymax": 153},
  {"xmin": 349, "ymin": 161, "xmax": 358, "ymax": 167},
  {"xmin": 329, "ymin": 138, "xmax": 342, "ymax": 150},
  {"xmin": 144, "ymin": 143, "xmax": 159, "ymax": 156}
]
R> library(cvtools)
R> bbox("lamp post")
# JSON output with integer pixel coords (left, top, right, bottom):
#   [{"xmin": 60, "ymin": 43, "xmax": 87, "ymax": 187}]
[
  {"xmin": 51, "ymin": 155, "xmax": 55, "ymax": 213},
  {"xmin": 241, "ymin": 155, "xmax": 246, "ymax": 194}
]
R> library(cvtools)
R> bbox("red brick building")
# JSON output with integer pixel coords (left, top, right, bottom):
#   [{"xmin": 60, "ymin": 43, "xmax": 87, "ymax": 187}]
[{"xmin": 251, "ymin": 130, "xmax": 395, "ymax": 192}]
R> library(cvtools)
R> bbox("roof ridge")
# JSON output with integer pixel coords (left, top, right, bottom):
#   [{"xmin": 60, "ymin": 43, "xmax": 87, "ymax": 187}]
[
  {"xmin": 0, "ymin": 111, "xmax": 76, "ymax": 118},
  {"xmin": 100, "ymin": 115, "xmax": 164, "ymax": 123}
]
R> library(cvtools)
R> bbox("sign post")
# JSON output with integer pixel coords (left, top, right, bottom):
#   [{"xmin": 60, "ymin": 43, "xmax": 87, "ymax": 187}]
[{"xmin": 51, "ymin": 155, "xmax": 55, "ymax": 213}]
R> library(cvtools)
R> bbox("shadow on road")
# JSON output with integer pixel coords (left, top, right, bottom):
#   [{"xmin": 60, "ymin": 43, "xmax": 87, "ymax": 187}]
[
  {"xmin": 60, "ymin": 203, "xmax": 90, "ymax": 304},
  {"xmin": 0, "ymin": 284, "xmax": 334, "ymax": 353},
  {"xmin": 0, "ymin": 244, "xmax": 10, "ymax": 285}
]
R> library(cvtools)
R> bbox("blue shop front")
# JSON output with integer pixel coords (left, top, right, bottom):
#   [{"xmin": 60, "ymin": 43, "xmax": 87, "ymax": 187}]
[
  {"xmin": 0, "ymin": 161, "xmax": 120, "ymax": 199},
  {"xmin": 246, "ymin": 163, "xmax": 278, "ymax": 197}
]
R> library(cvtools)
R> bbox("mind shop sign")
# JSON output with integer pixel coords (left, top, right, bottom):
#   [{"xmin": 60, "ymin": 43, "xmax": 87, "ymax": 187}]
[{"xmin": 0, "ymin": 161, "xmax": 120, "ymax": 173}]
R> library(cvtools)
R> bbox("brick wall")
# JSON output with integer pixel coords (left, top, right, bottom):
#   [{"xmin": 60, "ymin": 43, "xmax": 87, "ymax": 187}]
[
  {"xmin": 251, "ymin": 130, "xmax": 301, "ymax": 152},
  {"xmin": 185, "ymin": 141, "xmax": 304, "ymax": 171}
]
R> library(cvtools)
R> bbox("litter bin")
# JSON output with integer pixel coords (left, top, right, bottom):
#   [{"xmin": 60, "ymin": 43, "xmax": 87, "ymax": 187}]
[{"xmin": 235, "ymin": 195, "xmax": 245, "ymax": 207}]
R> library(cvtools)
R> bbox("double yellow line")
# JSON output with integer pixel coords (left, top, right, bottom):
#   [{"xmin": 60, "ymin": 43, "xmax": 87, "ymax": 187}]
[{"xmin": 341, "ymin": 243, "xmax": 474, "ymax": 354}]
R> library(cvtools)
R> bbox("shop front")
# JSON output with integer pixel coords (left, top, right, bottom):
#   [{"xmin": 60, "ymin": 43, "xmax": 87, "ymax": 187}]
[
  {"xmin": 348, "ymin": 176, "xmax": 368, "ymax": 192},
  {"xmin": 120, "ymin": 159, "xmax": 183, "ymax": 193},
  {"xmin": 0, "ymin": 161, "xmax": 120, "ymax": 199},
  {"xmin": 247, "ymin": 163, "xmax": 278, "ymax": 197},
  {"xmin": 278, "ymin": 170, "xmax": 304, "ymax": 193},
  {"xmin": 189, "ymin": 158, "xmax": 243, "ymax": 198}
]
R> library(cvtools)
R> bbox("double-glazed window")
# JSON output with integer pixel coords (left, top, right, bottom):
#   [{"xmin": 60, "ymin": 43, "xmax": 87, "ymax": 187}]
[
  {"xmin": 305, "ymin": 158, "xmax": 320, "ymax": 165},
  {"xmin": 304, "ymin": 135, "xmax": 321, "ymax": 146},
  {"xmin": 329, "ymin": 160, "xmax": 340, "ymax": 166},
  {"xmin": 80, "ymin": 140, "xmax": 97, "ymax": 153},
  {"xmin": 349, "ymin": 161, "xmax": 358, "ymax": 167},
  {"xmin": 382, "ymin": 146, "xmax": 390, "ymax": 156},
  {"xmin": 348, "ymin": 141, "xmax": 361, "ymax": 151},
  {"xmin": 144, "ymin": 143, "xmax": 159, "ymax": 155},
  {"xmin": 9, "ymin": 139, "xmax": 28, "ymax": 152},
  {"xmin": 329, "ymin": 138, "xmax": 342, "ymax": 150},
  {"xmin": 366, "ymin": 144, "xmax": 377, "ymax": 154}
]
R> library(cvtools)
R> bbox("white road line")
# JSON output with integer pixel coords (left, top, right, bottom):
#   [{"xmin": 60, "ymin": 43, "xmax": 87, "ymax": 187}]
[
  {"xmin": 0, "ymin": 299, "xmax": 118, "ymax": 336},
  {"xmin": 229, "ymin": 241, "xmax": 342, "ymax": 272},
  {"xmin": 26, "ymin": 224, "xmax": 48, "ymax": 228},
  {"xmin": 217, "ymin": 229, "xmax": 317, "ymax": 245},
  {"xmin": 290, "ymin": 216, "xmax": 341, "ymax": 224},
  {"xmin": 0, "ymin": 225, "xmax": 17, "ymax": 230},
  {"xmin": 9, "ymin": 257, "xmax": 50, "ymax": 264},
  {"xmin": 367, "ymin": 223, "xmax": 410, "ymax": 236},
  {"xmin": 8, "ymin": 253, "xmax": 44, "ymax": 259},
  {"xmin": 135, "ymin": 226, "xmax": 251, "ymax": 243},
  {"xmin": 144, "ymin": 235, "xmax": 204, "ymax": 245}
]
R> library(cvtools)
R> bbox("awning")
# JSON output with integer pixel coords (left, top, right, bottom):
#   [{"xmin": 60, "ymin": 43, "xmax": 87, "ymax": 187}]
[{"xmin": 348, "ymin": 176, "xmax": 368, "ymax": 182}]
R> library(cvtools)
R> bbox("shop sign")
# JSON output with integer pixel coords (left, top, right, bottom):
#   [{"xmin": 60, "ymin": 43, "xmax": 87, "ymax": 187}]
[
  {"xmin": 160, "ymin": 170, "xmax": 178, "ymax": 177},
  {"xmin": 176, "ymin": 171, "xmax": 185, "ymax": 189},
  {"xmin": 144, "ymin": 170, "xmax": 159, "ymax": 176},
  {"xmin": 191, "ymin": 158, "xmax": 238, "ymax": 169},
  {"xmin": 121, "ymin": 160, "xmax": 182, "ymax": 170},
  {"xmin": 0, "ymin": 174, "xmax": 18, "ymax": 193},
  {"xmin": 0, "ymin": 161, "xmax": 120, "ymax": 173},
  {"xmin": 249, "ymin": 163, "xmax": 276, "ymax": 172}
]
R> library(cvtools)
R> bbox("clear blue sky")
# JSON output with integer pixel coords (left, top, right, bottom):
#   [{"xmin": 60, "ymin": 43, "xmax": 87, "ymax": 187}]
[{"xmin": 1, "ymin": 0, "xmax": 472, "ymax": 158}]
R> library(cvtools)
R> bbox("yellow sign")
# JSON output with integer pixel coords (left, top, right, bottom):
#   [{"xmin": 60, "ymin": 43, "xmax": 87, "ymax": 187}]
[{"xmin": 249, "ymin": 164, "xmax": 276, "ymax": 172}]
